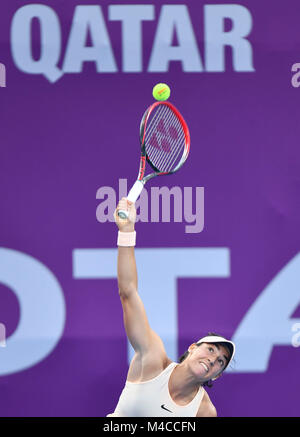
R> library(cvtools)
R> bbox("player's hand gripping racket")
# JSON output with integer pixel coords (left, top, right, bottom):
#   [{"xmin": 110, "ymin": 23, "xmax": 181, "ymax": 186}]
[{"xmin": 118, "ymin": 101, "xmax": 190, "ymax": 219}]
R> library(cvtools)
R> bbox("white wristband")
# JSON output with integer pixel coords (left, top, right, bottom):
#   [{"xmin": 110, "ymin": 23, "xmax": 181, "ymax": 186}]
[{"xmin": 117, "ymin": 231, "xmax": 136, "ymax": 247}]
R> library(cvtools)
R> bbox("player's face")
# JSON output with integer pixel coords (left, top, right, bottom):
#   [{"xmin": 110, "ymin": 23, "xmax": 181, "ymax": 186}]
[{"xmin": 187, "ymin": 342, "xmax": 230, "ymax": 382}]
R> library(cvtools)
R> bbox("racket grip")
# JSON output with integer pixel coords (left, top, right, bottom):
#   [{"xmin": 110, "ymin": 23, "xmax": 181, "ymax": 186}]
[{"xmin": 117, "ymin": 180, "xmax": 144, "ymax": 219}]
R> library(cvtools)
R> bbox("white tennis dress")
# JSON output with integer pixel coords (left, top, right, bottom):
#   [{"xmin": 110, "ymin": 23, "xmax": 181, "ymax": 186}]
[{"xmin": 107, "ymin": 362, "xmax": 205, "ymax": 417}]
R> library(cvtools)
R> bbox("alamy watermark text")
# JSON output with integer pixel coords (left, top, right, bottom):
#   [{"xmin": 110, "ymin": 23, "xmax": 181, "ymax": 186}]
[
  {"xmin": 0, "ymin": 323, "xmax": 6, "ymax": 347},
  {"xmin": 291, "ymin": 323, "xmax": 300, "ymax": 347},
  {"xmin": 0, "ymin": 63, "xmax": 6, "ymax": 87},
  {"xmin": 96, "ymin": 179, "xmax": 204, "ymax": 233}
]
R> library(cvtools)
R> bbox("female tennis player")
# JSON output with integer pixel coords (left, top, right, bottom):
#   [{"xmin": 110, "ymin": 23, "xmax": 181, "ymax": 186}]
[{"xmin": 107, "ymin": 198, "xmax": 235, "ymax": 417}]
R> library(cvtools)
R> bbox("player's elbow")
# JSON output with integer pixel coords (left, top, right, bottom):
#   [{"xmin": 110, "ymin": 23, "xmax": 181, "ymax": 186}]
[{"xmin": 118, "ymin": 284, "xmax": 137, "ymax": 299}]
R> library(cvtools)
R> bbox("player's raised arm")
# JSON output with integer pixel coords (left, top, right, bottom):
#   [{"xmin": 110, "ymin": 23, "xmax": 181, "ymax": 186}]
[
  {"xmin": 115, "ymin": 198, "xmax": 138, "ymax": 296},
  {"xmin": 114, "ymin": 198, "xmax": 165, "ymax": 356}
]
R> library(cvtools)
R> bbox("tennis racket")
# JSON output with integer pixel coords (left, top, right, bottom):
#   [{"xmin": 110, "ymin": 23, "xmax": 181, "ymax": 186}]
[{"xmin": 118, "ymin": 101, "xmax": 190, "ymax": 219}]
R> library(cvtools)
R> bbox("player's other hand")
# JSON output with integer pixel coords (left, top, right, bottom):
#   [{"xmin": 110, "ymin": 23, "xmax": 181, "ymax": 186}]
[{"xmin": 114, "ymin": 197, "xmax": 136, "ymax": 232}]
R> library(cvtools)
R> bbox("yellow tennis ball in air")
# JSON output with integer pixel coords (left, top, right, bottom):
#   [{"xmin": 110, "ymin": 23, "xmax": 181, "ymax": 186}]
[{"xmin": 152, "ymin": 83, "xmax": 171, "ymax": 101}]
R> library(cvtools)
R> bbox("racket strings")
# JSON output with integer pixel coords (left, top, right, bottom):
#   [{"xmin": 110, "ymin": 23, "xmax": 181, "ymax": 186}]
[
  {"xmin": 146, "ymin": 106, "xmax": 176, "ymax": 166},
  {"xmin": 149, "ymin": 125, "xmax": 185, "ymax": 172},
  {"xmin": 143, "ymin": 105, "xmax": 171, "ymax": 167},
  {"xmin": 145, "ymin": 105, "xmax": 186, "ymax": 172},
  {"xmin": 156, "ymin": 114, "xmax": 185, "ymax": 171},
  {"xmin": 155, "ymin": 111, "xmax": 183, "ymax": 168}
]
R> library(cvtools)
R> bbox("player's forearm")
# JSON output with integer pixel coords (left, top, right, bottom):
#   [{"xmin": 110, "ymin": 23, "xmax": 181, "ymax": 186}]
[
  {"xmin": 117, "ymin": 246, "xmax": 138, "ymax": 297},
  {"xmin": 114, "ymin": 197, "xmax": 137, "ymax": 297}
]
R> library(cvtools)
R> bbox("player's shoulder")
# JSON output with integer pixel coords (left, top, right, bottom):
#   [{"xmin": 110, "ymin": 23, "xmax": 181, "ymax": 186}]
[{"xmin": 196, "ymin": 389, "xmax": 217, "ymax": 417}]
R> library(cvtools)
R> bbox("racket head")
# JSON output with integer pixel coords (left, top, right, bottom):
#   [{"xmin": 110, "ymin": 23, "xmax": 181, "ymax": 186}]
[{"xmin": 139, "ymin": 101, "xmax": 190, "ymax": 179}]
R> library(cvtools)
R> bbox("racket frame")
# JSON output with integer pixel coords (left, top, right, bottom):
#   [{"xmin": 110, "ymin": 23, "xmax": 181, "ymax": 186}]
[
  {"xmin": 139, "ymin": 101, "xmax": 190, "ymax": 182},
  {"xmin": 117, "ymin": 101, "xmax": 190, "ymax": 219}
]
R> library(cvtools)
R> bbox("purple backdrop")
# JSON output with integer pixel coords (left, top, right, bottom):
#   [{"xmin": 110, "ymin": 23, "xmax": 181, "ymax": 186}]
[{"xmin": 1, "ymin": 0, "xmax": 300, "ymax": 417}]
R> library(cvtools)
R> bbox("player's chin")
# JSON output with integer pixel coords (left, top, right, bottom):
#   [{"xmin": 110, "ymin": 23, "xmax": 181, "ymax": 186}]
[{"xmin": 192, "ymin": 362, "xmax": 209, "ymax": 379}]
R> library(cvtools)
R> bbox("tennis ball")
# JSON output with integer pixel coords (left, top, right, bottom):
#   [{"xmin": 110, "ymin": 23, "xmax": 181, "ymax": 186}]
[{"xmin": 152, "ymin": 83, "xmax": 171, "ymax": 101}]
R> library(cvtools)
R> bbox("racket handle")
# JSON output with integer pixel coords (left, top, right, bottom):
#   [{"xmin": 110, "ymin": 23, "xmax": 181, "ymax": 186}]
[{"xmin": 117, "ymin": 180, "xmax": 144, "ymax": 219}]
